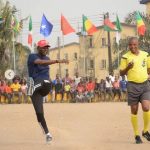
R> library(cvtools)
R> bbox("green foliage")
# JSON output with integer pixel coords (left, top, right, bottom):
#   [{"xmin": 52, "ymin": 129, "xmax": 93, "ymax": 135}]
[
  {"xmin": 138, "ymin": 13, "xmax": 150, "ymax": 52},
  {"xmin": 113, "ymin": 11, "xmax": 150, "ymax": 69},
  {"xmin": 0, "ymin": 1, "xmax": 31, "ymax": 77},
  {"xmin": 124, "ymin": 11, "xmax": 136, "ymax": 25}
]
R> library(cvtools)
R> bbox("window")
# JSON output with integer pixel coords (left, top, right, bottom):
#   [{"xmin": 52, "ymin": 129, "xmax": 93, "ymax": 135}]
[
  {"xmin": 56, "ymin": 69, "xmax": 59, "ymax": 74},
  {"xmin": 64, "ymin": 53, "xmax": 68, "ymax": 60},
  {"xmin": 74, "ymin": 67, "xmax": 78, "ymax": 74},
  {"xmin": 89, "ymin": 59, "xmax": 94, "ymax": 69},
  {"xmin": 113, "ymin": 37, "xmax": 116, "ymax": 43},
  {"xmin": 65, "ymin": 69, "xmax": 68, "ymax": 74},
  {"xmin": 100, "ymin": 59, "xmax": 106, "ymax": 69},
  {"xmin": 73, "ymin": 52, "xmax": 78, "ymax": 60},
  {"xmin": 89, "ymin": 36, "xmax": 93, "ymax": 48},
  {"xmin": 102, "ymin": 38, "xmax": 106, "ymax": 47},
  {"xmin": 79, "ymin": 58, "xmax": 84, "ymax": 69},
  {"xmin": 57, "ymin": 53, "xmax": 60, "ymax": 59}
]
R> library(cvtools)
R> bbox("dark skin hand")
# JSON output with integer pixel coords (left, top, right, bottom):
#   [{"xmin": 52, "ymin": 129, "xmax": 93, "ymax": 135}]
[
  {"xmin": 120, "ymin": 61, "xmax": 134, "ymax": 76},
  {"xmin": 120, "ymin": 38, "xmax": 138, "ymax": 76}
]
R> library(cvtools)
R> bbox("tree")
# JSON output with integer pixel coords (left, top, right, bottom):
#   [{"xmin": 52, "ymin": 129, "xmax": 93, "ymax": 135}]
[
  {"xmin": 0, "ymin": 1, "xmax": 30, "ymax": 77},
  {"xmin": 113, "ymin": 11, "xmax": 150, "ymax": 69},
  {"xmin": 124, "ymin": 11, "xmax": 150, "ymax": 51}
]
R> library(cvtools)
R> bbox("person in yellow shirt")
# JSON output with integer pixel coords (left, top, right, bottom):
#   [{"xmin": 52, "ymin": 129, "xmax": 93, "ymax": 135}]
[
  {"xmin": 10, "ymin": 77, "xmax": 21, "ymax": 103},
  {"xmin": 64, "ymin": 81, "xmax": 71, "ymax": 101},
  {"xmin": 120, "ymin": 37, "xmax": 150, "ymax": 144}
]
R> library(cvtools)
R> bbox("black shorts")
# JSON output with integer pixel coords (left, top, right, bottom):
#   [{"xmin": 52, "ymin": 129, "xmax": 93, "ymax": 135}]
[
  {"xmin": 34, "ymin": 79, "xmax": 51, "ymax": 97},
  {"xmin": 127, "ymin": 81, "xmax": 150, "ymax": 106}
]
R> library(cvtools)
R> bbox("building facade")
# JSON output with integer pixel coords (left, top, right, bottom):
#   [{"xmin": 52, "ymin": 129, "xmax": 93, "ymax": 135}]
[
  {"xmin": 49, "ymin": 42, "xmax": 80, "ymax": 79},
  {"xmin": 49, "ymin": 24, "xmax": 136, "ymax": 80}
]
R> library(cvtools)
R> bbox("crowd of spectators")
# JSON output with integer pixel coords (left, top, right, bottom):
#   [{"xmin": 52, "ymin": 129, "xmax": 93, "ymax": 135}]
[{"xmin": 0, "ymin": 72, "xmax": 128, "ymax": 104}]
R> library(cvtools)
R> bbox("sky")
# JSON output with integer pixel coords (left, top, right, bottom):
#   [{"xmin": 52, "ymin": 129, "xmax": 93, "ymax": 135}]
[{"xmin": 5, "ymin": 0, "xmax": 146, "ymax": 48}]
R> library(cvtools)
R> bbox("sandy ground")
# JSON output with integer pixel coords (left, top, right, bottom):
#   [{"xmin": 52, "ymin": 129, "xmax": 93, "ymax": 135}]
[{"xmin": 0, "ymin": 102, "xmax": 150, "ymax": 150}]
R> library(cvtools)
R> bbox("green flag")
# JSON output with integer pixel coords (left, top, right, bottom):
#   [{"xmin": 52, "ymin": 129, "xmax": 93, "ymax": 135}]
[
  {"xmin": 115, "ymin": 15, "xmax": 122, "ymax": 32},
  {"xmin": 104, "ymin": 15, "xmax": 117, "ymax": 31},
  {"xmin": 28, "ymin": 16, "xmax": 32, "ymax": 46}
]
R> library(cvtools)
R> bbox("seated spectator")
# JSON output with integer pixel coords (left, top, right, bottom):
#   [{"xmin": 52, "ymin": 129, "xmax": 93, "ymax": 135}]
[
  {"xmin": 4, "ymin": 81, "xmax": 12, "ymax": 104},
  {"xmin": 64, "ymin": 81, "xmax": 71, "ymax": 101},
  {"xmin": 52, "ymin": 73, "xmax": 62, "ymax": 85},
  {"xmin": 94, "ymin": 78, "xmax": 100, "ymax": 99},
  {"xmin": 70, "ymin": 79, "xmax": 77, "ymax": 102},
  {"xmin": 105, "ymin": 77, "xmax": 113, "ymax": 101},
  {"xmin": 55, "ymin": 78, "xmax": 63, "ymax": 102},
  {"xmin": 75, "ymin": 81, "xmax": 86, "ymax": 102},
  {"xmin": 11, "ymin": 77, "xmax": 22, "ymax": 103},
  {"xmin": 0, "ymin": 80, "xmax": 6, "ymax": 103},
  {"xmin": 85, "ymin": 77, "xmax": 95, "ymax": 102},
  {"xmin": 20, "ymin": 79, "xmax": 28, "ymax": 103},
  {"xmin": 99, "ymin": 79, "xmax": 106, "ymax": 101}
]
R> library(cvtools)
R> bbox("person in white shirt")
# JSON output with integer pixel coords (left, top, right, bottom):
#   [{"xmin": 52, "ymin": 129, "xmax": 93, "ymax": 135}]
[{"xmin": 74, "ymin": 72, "xmax": 81, "ymax": 86}]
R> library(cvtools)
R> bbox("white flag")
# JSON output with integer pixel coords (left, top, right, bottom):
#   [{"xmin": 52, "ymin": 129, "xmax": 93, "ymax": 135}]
[{"xmin": 116, "ymin": 31, "xmax": 121, "ymax": 45}]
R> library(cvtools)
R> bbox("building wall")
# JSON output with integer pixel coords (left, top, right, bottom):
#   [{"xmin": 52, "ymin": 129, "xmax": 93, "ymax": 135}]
[
  {"xmin": 49, "ymin": 25, "xmax": 136, "ymax": 81},
  {"xmin": 79, "ymin": 25, "xmax": 136, "ymax": 81},
  {"xmin": 146, "ymin": 3, "xmax": 150, "ymax": 14},
  {"xmin": 49, "ymin": 44, "xmax": 80, "ymax": 79}
]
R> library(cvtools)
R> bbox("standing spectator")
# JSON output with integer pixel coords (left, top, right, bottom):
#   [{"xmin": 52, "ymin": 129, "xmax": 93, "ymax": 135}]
[
  {"xmin": 109, "ymin": 71, "xmax": 115, "ymax": 83},
  {"xmin": 63, "ymin": 73, "xmax": 72, "ymax": 85},
  {"xmin": 74, "ymin": 72, "xmax": 81, "ymax": 86}
]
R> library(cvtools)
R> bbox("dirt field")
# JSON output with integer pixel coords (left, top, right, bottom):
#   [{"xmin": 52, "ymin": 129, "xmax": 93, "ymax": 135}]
[{"xmin": 0, "ymin": 102, "xmax": 149, "ymax": 150}]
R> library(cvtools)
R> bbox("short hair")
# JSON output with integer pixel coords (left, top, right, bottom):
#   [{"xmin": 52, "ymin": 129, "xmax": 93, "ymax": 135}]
[{"xmin": 128, "ymin": 37, "xmax": 138, "ymax": 44}]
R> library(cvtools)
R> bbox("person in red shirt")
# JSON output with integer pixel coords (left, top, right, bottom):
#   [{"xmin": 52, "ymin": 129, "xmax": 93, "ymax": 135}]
[
  {"xmin": 76, "ymin": 81, "xmax": 86, "ymax": 102},
  {"xmin": 86, "ymin": 77, "xmax": 95, "ymax": 102}
]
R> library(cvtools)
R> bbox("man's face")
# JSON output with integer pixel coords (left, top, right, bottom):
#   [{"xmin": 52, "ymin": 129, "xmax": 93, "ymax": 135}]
[
  {"xmin": 129, "ymin": 39, "xmax": 138, "ymax": 54},
  {"xmin": 38, "ymin": 46, "xmax": 49, "ymax": 56}
]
